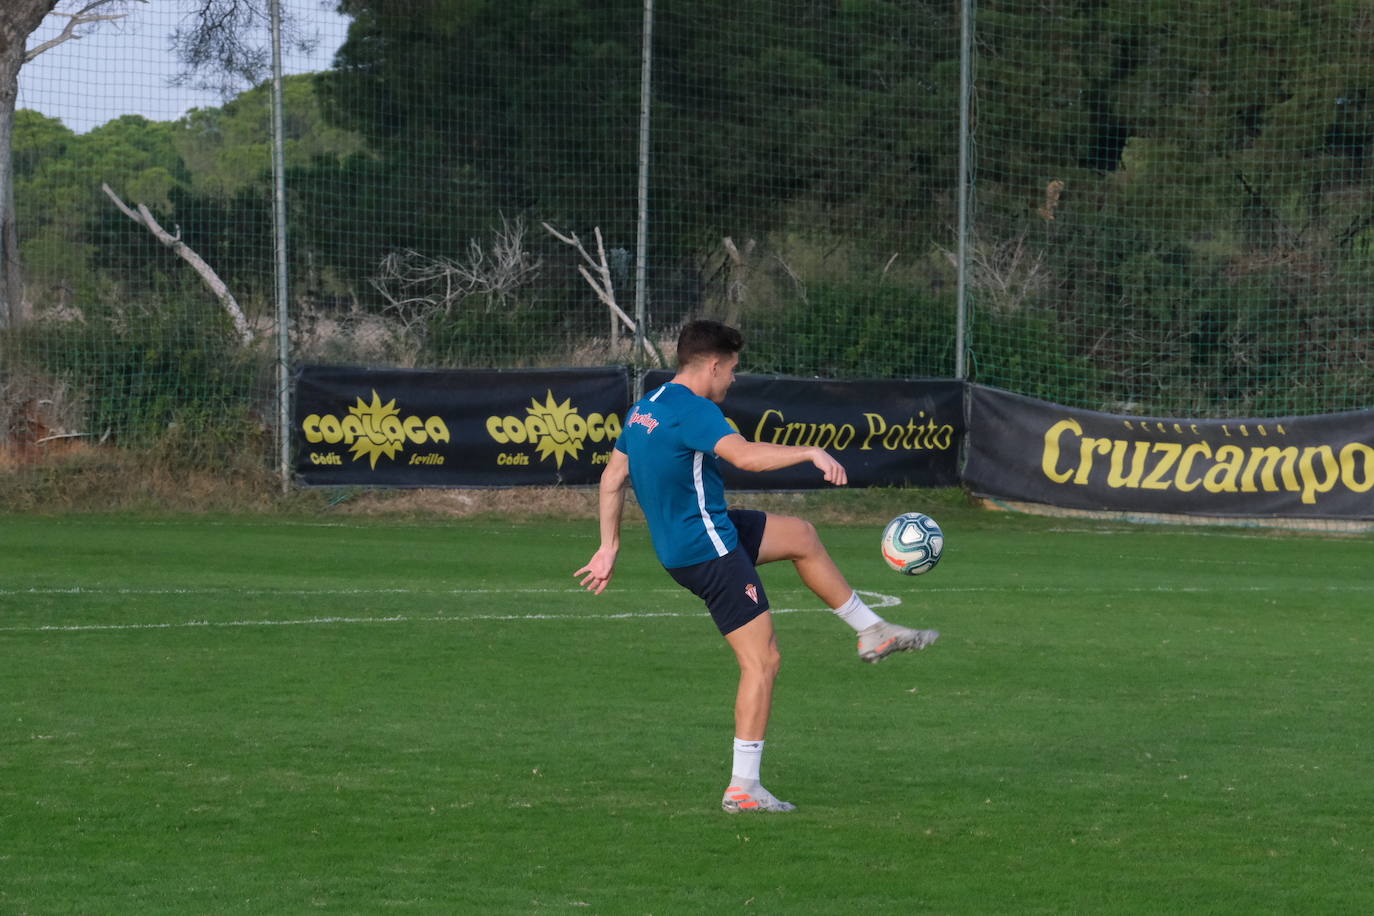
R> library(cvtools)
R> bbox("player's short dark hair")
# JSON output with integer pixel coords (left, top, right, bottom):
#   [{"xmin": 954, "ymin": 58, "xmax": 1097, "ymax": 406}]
[{"xmin": 676, "ymin": 320, "xmax": 743, "ymax": 366}]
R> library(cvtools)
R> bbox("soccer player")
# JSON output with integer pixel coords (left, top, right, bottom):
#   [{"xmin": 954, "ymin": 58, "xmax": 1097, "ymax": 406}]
[{"xmin": 574, "ymin": 320, "xmax": 939, "ymax": 814}]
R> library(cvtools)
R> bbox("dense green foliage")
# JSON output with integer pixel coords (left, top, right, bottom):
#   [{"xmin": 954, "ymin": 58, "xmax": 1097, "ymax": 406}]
[
  {"xmin": 6, "ymin": 0, "xmax": 1374, "ymax": 435},
  {"xmin": 12, "ymin": 76, "xmax": 361, "ymax": 311},
  {"xmin": 1, "ymin": 300, "xmax": 265, "ymax": 464},
  {"xmin": 319, "ymin": 0, "xmax": 959, "ymax": 329},
  {"xmin": 971, "ymin": 0, "xmax": 1374, "ymax": 413},
  {"xmin": 746, "ymin": 279, "xmax": 957, "ymax": 379}
]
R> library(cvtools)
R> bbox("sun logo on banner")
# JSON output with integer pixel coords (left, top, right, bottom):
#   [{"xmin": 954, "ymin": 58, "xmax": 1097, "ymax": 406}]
[
  {"xmin": 347, "ymin": 391, "xmax": 407, "ymax": 469},
  {"xmin": 527, "ymin": 391, "xmax": 586, "ymax": 468}
]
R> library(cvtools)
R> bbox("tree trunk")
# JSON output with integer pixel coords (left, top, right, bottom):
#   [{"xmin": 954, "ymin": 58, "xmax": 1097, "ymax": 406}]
[
  {"xmin": 0, "ymin": 0, "xmax": 60, "ymax": 329},
  {"xmin": 102, "ymin": 183, "xmax": 254, "ymax": 346}
]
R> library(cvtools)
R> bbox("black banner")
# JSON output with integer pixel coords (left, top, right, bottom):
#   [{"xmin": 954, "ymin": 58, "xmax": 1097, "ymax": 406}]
[
  {"xmin": 965, "ymin": 385, "xmax": 1374, "ymax": 519},
  {"xmin": 294, "ymin": 366, "xmax": 630, "ymax": 486},
  {"xmin": 644, "ymin": 371, "xmax": 963, "ymax": 489}
]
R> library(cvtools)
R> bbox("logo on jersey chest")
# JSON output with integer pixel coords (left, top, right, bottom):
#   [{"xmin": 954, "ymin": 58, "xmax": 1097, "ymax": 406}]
[{"xmin": 628, "ymin": 408, "xmax": 660, "ymax": 434}]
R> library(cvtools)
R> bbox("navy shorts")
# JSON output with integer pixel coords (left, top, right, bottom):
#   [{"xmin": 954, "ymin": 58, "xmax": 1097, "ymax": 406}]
[{"xmin": 666, "ymin": 509, "xmax": 770, "ymax": 636}]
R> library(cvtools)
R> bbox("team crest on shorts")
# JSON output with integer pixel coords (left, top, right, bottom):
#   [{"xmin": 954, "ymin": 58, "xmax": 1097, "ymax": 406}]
[{"xmin": 744, "ymin": 583, "xmax": 759, "ymax": 604}]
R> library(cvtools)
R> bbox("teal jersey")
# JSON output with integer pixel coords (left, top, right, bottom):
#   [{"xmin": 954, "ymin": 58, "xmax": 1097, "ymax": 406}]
[{"xmin": 616, "ymin": 383, "xmax": 738, "ymax": 568}]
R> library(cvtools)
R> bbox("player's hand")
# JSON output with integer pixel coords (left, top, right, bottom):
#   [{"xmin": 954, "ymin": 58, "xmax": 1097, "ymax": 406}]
[
  {"xmin": 574, "ymin": 547, "xmax": 618, "ymax": 595},
  {"xmin": 810, "ymin": 448, "xmax": 848, "ymax": 486}
]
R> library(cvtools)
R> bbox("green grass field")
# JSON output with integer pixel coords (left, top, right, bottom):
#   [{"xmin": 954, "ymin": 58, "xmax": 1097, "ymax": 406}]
[{"xmin": 2, "ymin": 504, "xmax": 1371, "ymax": 914}]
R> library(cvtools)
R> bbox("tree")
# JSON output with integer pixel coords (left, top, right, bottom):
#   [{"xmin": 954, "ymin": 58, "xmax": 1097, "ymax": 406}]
[
  {"xmin": 168, "ymin": 0, "xmax": 316, "ymax": 97},
  {"xmin": 1, "ymin": 0, "xmax": 314, "ymax": 329},
  {"xmin": 318, "ymin": 0, "xmax": 962, "ymax": 324},
  {"xmin": 1, "ymin": 0, "xmax": 143, "ymax": 327},
  {"xmin": 102, "ymin": 180, "xmax": 253, "ymax": 344},
  {"xmin": 12, "ymin": 73, "xmax": 364, "ymax": 318},
  {"xmin": 963, "ymin": 0, "xmax": 1374, "ymax": 413},
  {"xmin": 174, "ymin": 75, "xmax": 364, "ymax": 200},
  {"xmin": 15, "ymin": 110, "xmax": 188, "ymax": 307},
  {"xmin": 1, "ymin": 0, "xmax": 61, "ymax": 327}
]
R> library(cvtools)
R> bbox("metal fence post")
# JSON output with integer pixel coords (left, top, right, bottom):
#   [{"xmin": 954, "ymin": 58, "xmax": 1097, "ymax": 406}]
[
  {"xmin": 270, "ymin": 0, "xmax": 291, "ymax": 493},
  {"xmin": 955, "ymin": 0, "xmax": 973, "ymax": 380},
  {"xmin": 633, "ymin": 0, "xmax": 654, "ymax": 400}
]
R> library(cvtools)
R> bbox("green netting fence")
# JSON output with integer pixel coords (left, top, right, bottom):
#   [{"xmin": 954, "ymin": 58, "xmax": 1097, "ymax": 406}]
[
  {"xmin": 971, "ymin": 0, "xmax": 1374, "ymax": 416},
  {"xmin": 3, "ymin": 0, "xmax": 1372, "ymax": 474}
]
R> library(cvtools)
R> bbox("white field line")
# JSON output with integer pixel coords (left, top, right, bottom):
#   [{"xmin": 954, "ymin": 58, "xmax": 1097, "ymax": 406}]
[
  {"xmin": 0, "ymin": 607, "xmax": 818, "ymax": 634},
  {"xmin": 0, "ymin": 589, "xmax": 902, "ymax": 634},
  {"xmin": 5, "ymin": 582, "xmax": 1372, "ymax": 599},
  {"xmin": 5, "ymin": 579, "xmax": 1373, "ymax": 634},
  {"xmin": 0, "ymin": 586, "xmax": 900, "ymax": 600}
]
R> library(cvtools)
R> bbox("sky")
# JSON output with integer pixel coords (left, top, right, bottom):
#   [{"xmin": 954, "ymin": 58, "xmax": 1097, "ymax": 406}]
[{"xmin": 17, "ymin": 0, "xmax": 351, "ymax": 134}]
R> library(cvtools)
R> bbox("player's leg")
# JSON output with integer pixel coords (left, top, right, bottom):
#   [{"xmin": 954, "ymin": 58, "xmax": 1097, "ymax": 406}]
[
  {"xmin": 667, "ymin": 546, "xmax": 794, "ymax": 812},
  {"xmin": 720, "ymin": 611, "xmax": 794, "ymax": 812},
  {"xmin": 723, "ymin": 610, "xmax": 779, "ymax": 742},
  {"xmin": 755, "ymin": 511, "xmax": 939, "ymax": 663},
  {"xmin": 755, "ymin": 513, "xmax": 852, "ymax": 607}
]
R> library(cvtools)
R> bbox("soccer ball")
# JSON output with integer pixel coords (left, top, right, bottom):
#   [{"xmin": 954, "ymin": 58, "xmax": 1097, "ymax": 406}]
[{"xmin": 880, "ymin": 512, "xmax": 944, "ymax": 575}]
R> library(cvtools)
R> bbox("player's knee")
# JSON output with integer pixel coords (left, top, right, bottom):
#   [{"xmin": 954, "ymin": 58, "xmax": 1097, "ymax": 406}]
[
  {"xmin": 777, "ymin": 515, "xmax": 818, "ymax": 551},
  {"xmin": 741, "ymin": 643, "xmax": 781, "ymax": 679},
  {"xmin": 762, "ymin": 645, "xmax": 782, "ymax": 679},
  {"xmin": 793, "ymin": 517, "xmax": 823, "ymax": 556}
]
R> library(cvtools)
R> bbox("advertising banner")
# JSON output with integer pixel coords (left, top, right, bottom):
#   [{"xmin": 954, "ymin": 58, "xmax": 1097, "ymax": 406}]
[
  {"xmin": 294, "ymin": 366, "xmax": 630, "ymax": 486},
  {"xmin": 643, "ymin": 371, "xmax": 964, "ymax": 489},
  {"xmin": 965, "ymin": 385, "xmax": 1374, "ymax": 519}
]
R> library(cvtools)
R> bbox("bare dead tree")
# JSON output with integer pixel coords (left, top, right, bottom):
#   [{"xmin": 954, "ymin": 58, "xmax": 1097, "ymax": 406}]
[
  {"xmin": 696, "ymin": 235, "xmax": 815, "ymax": 326},
  {"xmin": 542, "ymin": 223, "xmax": 625, "ymax": 326},
  {"xmin": 941, "ymin": 229, "xmax": 1055, "ymax": 315},
  {"xmin": 773, "ymin": 254, "xmax": 810, "ymax": 306},
  {"xmin": 543, "ymin": 221, "xmax": 660, "ymax": 364},
  {"xmin": 370, "ymin": 249, "xmax": 464, "ymax": 339},
  {"xmin": 102, "ymin": 182, "xmax": 253, "ymax": 345},
  {"xmin": 369, "ymin": 215, "xmax": 541, "ymax": 342},
  {"xmin": 717, "ymin": 236, "xmax": 757, "ymax": 327}
]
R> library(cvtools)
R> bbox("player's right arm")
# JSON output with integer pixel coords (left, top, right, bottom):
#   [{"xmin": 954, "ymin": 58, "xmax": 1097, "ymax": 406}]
[
  {"xmin": 713, "ymin": 433, "xmax": 848, "ymax": 486},
  {"xmin": 574, "ymin": 448, "xmax": 631, "ymax": 595}
]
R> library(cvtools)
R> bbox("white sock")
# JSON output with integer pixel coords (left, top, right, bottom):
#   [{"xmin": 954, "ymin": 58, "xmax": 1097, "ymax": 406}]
[
  {"xmin": 731, "ymin": 737, "xmax": 764, "ymax": 783},
  {"xmin": 832, "ymin": 590, "xmax": 882, "ymax": 633}
]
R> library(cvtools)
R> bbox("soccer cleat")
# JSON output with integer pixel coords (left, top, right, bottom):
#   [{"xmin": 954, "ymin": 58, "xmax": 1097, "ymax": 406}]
[
  {"xmin": 721, "ymin": 782, "xmax": 796, "ymax": 813},
  {"xmin": 857, "ymin": 621, "xmax": 940, "ymax": 663}
]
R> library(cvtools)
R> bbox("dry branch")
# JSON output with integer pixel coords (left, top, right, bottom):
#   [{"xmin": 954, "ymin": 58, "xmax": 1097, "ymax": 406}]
[
  {"xmin": 24, "ymin": 0, "xmax": 140, "ymax": 63},
  {"xmin": 102, "ymin": 182, "xmax": 252, "ymax": 345},
  {"xmin": 368, "ymin": 216, "xmax": 541, "ymax": 341},
  {"xmin": 719, "ymin": 236, "xmax": 759, "ymax": 326},
  {"xmin": 543, "ymin": 222, "xmax": 657, "ymax": 363},
  {"xmin": 35, "ymin": 431, "xmax": 88, "ymax": 444},
  {"xmin": 939, "ymin": 230, "xmax": 1054, "ymax": 315}
]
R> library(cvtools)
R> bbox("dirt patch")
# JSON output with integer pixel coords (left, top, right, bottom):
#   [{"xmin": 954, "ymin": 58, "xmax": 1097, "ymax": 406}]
[
  {"xmin": 0, "ymin": 435, "xmax": 93, "ymax": 472},
  {"xmin": 0, "ymin": 446, "xmax": 283, "ymax": 514}
]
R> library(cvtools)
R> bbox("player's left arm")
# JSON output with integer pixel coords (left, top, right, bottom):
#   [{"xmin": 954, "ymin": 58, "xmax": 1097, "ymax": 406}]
[
  {"xmin": 713, "ymin": 433, "xmax": 848, "ymax": 486},
  {"xmin": 575, "ymin": 448, "xmax": 632, "ymax": 594}
]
